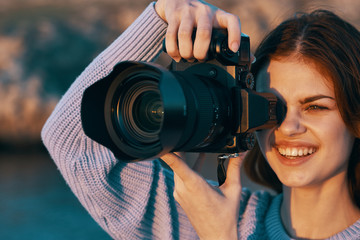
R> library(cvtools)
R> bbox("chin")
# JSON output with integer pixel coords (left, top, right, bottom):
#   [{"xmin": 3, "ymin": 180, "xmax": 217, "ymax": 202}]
[{"xmin": 267, "ymin": 153, "xmax": 315, "ymax": 188}]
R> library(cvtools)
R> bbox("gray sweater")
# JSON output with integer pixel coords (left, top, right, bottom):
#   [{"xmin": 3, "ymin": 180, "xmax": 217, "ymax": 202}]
[{"xmin": 41, "ymin": 3, "xmax": 360, "ymax": 239}]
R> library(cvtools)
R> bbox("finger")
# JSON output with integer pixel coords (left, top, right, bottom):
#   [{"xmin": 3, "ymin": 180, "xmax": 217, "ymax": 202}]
[
  {"xmin": 215, "ymin": 11, "xmax": 241, "ymax": 53},
  {"xmin": 173, "ymin": 152, "xmax": 185, "ymax": 159},
  {"xmin": 193, "ymin": 15, "xmax": 212, "ymax": 61},
  {"xmin": 165, "ymin": 18, "xmax": 181, "ymax": 62},
  {"xmin": 223, "ymin": 154, "xmax": 244, "ymax": 187},
  {"xmin": 178, "ymin": 11, "xmax": 195, "ymax": 60},
  {"xmin": 192, "ymin": 153, "xmax": 206, "ymax": 172},
  {"xmin": 161, "ymin": 153, "xmax": 197, "ymax": 183},
  {"xmin": 154, "ymin": 0, "xmax": 166, "ymax": 22},
  {"xmin": 168, "ymin": 153, "xmax": 216, "ymax": 202}
]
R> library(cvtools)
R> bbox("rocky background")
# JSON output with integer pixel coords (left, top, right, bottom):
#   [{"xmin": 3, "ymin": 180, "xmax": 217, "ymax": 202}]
[{"xmin": 1, "ymin": 0, "xmax": 360, "ymax": 151}]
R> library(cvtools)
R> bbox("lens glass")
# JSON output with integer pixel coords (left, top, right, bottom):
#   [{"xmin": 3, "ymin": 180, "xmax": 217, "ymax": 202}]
[
  {"xmin": 133, "ymin": 90, "xmax": 163, "ymax": 132},
  {"xmin": 116, "ymin": 79, "xmax": 163, "ymax": 143}
]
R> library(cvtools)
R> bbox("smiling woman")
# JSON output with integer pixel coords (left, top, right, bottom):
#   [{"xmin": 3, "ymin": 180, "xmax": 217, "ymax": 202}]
[{"xmin": 244, "ymin": 9, "xmax": 360, "ymax": 239}]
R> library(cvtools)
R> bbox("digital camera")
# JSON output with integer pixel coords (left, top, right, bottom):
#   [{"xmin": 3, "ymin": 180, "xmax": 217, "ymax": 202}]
[{"xmin": 81, "ymin": 29, "xmax": 286, "ymax": 162}]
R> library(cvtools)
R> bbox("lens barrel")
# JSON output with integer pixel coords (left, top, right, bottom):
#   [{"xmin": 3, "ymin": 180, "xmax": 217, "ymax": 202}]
[{"xmin": 100, "ymin": 62, "xmax": 236, "ymax": 160}]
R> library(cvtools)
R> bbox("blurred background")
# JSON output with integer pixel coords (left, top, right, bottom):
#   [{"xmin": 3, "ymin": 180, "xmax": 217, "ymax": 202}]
[{"xmin": 1, "ymin": 0, "xmax": 360, "ymax": 239}]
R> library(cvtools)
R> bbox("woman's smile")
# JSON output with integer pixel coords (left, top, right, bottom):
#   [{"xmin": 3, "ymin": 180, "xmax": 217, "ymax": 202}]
[
  {"xmin": 273, "ymin": 140, "xmax": 319, "ymax": 166},
  {"xmin": 274, "ymin": 145, "xmax": 317, "ymax": 166},
  {"xmin": 277, "ymin": 146, "xmax": 316, "ymax": 158}
]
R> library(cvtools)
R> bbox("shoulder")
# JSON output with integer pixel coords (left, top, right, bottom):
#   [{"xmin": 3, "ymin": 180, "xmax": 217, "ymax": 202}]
[
  {"xmin": 238, "ymin": 188, "xmax": 278, "ymax": 238},
  {"xmin": 240, "ymin": 188, "xmax": 275, "ymax": 213}
]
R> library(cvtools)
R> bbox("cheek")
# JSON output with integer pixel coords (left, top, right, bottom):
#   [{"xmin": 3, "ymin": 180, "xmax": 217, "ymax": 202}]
[
  {"xmin": 312, "ymin": 113, "xmax": 354, "ymax": 158},
  {"xmin": 255, "ymin": 129, "xmax": 273, "ymax": 156},
  {"xmin": 323, "ymin": 124, "xmax": 354, "ymax": 164}
]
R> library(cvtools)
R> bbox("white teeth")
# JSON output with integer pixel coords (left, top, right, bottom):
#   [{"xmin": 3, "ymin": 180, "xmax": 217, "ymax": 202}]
[
  {"xmin": 286, "ymin": 148, "xmax": 291, "ymax": 156},
  {"xmin": 298, "ymin": 149, "xmax": 303, "ymax": 156},
  {"xmin": 279, "ymin": 148, "xmax": 286, "ymax": 155},
  {"xmin": 277, "ymin": 147, "xmax": 316, "ymax": 157},
  {"xmin": 304, "ymin": 148, "xmax": 308, "ymax": 155}
]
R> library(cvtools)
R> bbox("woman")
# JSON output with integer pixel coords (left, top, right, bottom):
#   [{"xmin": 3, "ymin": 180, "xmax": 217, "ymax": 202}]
[
  {"xmin": 42, "ymin": 0, "xmax": 360, "ymax": 239},
  {"xmin": 165, "ymin": 7, "xmax": 360, "ymax": 239}
]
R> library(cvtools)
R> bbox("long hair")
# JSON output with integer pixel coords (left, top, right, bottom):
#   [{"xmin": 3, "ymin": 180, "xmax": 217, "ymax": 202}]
[{"xmin": 244, "ymin": 9, "xmax": 360, "ymax": 207}]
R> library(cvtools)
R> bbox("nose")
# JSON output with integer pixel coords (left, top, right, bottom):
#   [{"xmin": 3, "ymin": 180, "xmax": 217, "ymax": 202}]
[{"xmin": 277, "ymin": 108, "xmax": 306, "ymax": 137}]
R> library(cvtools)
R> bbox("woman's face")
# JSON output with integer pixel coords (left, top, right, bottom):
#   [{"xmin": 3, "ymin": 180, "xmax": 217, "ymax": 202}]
[{"xmin": 255, "ymin": 57, "xmax": 355, "ymax": 188}]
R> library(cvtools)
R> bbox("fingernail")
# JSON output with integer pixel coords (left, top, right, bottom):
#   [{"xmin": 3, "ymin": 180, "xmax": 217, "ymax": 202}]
[{"xmin": 231, "ymin": 42, "xmax": 239, "ymax": 53}]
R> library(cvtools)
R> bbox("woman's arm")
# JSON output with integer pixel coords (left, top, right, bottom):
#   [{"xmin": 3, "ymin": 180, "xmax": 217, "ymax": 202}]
[
  {"xmin": 41, "ymin": 3, "xmax": 199, "ymax": 239},
  {"xmin": 41, "ymin": 3, "xmax": 167, "ymax": 166},
  {"xmin": 42, "ymin": 0, "xmax": 245, "ymax": 239}
]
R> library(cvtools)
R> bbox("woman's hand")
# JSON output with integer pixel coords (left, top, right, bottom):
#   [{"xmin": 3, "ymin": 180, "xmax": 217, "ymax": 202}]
[
  {"xmin": 161, "ymin": 152, "xmax": 246, "ymax": 240},
  {"xmin": 155, "ymin": 0, "xmax": 241, "ymax": 62}
]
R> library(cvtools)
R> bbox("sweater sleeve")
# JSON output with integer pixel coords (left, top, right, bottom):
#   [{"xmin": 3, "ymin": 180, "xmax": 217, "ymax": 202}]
[{"xmin": 41, "ymin": 3, "xmax": 198, "ymax": 239}]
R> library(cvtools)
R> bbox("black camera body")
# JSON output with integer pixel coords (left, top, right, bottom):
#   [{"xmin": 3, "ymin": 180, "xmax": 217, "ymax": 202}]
[{"xmin": 81, "ymin": 29, "xmax": 285, "ymax": 162}]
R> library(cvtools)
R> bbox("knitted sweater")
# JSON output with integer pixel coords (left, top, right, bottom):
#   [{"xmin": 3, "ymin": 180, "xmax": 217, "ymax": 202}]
[{"xmin": 41, "ymin": 3, "xmax": 360, "ymax": 239}]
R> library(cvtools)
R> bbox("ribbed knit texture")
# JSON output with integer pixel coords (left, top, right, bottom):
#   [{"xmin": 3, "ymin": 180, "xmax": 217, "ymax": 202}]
[
  {"xmin": 42, "ymin": 2, "xmax": 360, "ymax": 239},
  {"xmin": 266, "ymin": 194, "xmax": 360, "ymax": 240}
]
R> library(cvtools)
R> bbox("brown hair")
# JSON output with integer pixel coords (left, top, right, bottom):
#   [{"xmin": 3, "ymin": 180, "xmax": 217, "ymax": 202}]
[{"xmin": 244, "ymin": 10, "xmax": 360, "ymax": 207}]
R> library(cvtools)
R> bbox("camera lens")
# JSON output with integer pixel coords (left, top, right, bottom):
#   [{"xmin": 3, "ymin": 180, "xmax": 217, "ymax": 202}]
[
  {"xmin": 118, "ymin": 80, "xmax": 163, "ymax": 143},
  {"xmin": 102, "ymin": 62, "xmax": 202, "ymax": 160},
  {"xmin": 101, "ymin": 62, "xmax": 236, "ymax": 160}
]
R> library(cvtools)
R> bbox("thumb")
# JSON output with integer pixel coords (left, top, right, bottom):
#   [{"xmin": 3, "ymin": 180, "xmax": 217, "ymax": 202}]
[{"xmin": 223, "ymin": 152, "xmax": 246, "ymax": 186}]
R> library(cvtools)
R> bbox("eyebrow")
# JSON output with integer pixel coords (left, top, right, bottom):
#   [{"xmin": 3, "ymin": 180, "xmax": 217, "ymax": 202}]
[{"xmin": 300, "ymin": 95, "xmax": 335, "ymax": 104}]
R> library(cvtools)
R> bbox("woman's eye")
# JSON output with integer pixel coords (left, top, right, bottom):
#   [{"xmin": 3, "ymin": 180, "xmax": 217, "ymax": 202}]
[{"xmin": 306, "ymin": 105, "xmax": 328, "ymax": 111}]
